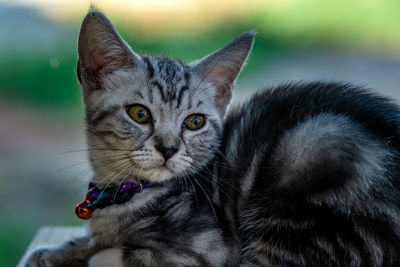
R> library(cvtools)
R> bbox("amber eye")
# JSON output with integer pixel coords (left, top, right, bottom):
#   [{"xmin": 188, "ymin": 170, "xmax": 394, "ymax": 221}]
[
  {"xmin": 127, "ymin": 105, "xmax": 151, "ymax": 124},
  {"xmin": 183, "ymin": 114, "xmax": 206, "ymax": 130}
]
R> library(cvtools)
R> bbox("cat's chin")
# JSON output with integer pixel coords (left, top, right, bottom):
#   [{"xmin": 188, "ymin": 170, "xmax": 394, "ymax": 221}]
[
  {"xmin": 136, "ymin": 159, "xmax": 193, "ymax": 183},
  {"xmin": 93, "ymin": 163, "xmax": 189, "ymax": 185},
  {"xmin": 142, "ymin": 166, "xmax": 180, "ymax": 183}
]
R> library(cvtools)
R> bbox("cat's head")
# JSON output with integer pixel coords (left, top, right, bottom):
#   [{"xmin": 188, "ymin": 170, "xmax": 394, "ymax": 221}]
[{"xmin": 77, "ymin": 9, "xmax": 255, "ymax": 185}]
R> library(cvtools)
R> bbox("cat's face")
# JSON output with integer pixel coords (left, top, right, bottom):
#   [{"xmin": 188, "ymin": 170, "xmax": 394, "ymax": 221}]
[
  {"xmin": 77, "ymin": 9, "xmax": 254, "ymax": 184},
  {"xmin": 82, "ymin": 57, "xmax": 223, "ymax": 184}
]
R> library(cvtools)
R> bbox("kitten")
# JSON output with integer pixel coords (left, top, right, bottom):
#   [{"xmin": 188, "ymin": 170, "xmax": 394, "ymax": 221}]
[
  {"xmin": 26, "ymin": 8, "xmax": 400, "ymax": 267},
  {"xmin": 26, "ymin": 8, "xmax": 250, "ymax": 267}
]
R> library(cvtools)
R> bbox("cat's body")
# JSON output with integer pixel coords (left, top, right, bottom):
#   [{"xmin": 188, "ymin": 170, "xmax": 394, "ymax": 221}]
[
  {"xmin": 220, "ymin": 83, "xmax": 400, "ymax": 266},
  {"xmin": 26, "ymin": 9, "xmax": 400, "ymax": 267}
]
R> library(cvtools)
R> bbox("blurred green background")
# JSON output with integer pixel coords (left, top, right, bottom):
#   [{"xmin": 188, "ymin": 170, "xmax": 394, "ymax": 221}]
[{"xmin": 1, "ymin": 0, "xmax": 400, "ymax": 266}]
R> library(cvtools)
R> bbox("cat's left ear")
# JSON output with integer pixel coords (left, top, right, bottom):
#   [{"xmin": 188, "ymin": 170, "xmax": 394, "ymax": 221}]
[{"xmin": 191, "ymin": 31, "xmax": 256, "ymax": 113}]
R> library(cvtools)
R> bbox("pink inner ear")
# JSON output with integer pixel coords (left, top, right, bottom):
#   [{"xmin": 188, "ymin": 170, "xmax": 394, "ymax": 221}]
[
  {"xmin": 91, "ymin": 50, "xmax": 113, "ymax": 73},
  {"xmin": 206, "ymin": 67, "xmax": 236, "ymax": 110},
  {"xmin": 80, "ymin": 16, "xmax": 133, "ymax": 75},
  {"xmin": 215, "ymin": 84, "xmax": 233, "ymax": 109},
  {"xmin": 87, "ymin": 38, "xmax": 125, "ymax": 73}
]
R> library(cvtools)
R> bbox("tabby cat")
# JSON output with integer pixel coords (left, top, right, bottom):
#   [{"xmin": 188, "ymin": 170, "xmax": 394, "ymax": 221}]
[{"xmin": 26, "ymin": 8, "xmax": 400, "ymax": 267}]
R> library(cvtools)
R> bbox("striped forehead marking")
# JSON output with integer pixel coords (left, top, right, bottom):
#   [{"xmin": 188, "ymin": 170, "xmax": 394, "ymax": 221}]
[{"xmin": 143, "ymin": 56, "xmax": 191, "ymax": 108}]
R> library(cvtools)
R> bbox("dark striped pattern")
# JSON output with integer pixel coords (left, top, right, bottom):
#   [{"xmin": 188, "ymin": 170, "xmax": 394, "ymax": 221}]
[
  {"xmin": 143, "ymin": 57, "xmax": 154, "ymax": 78},
  {"xmin": 219, "ymin": 82, "xmax": 400, "ymax": 266},
  {"xmin": 152, "ymin": 80, "xmax": 166, "ymax": 102},
  {"xmin": 87, "ymin": 105, "xmax": 120, "ymax": 126},
  {"xmin": 28, "ymin": 8, "xmax": 400, "ymax": 267},
  {"xmin": 143, "ymin": 56, "xmax": 191, "ymax": 108}
]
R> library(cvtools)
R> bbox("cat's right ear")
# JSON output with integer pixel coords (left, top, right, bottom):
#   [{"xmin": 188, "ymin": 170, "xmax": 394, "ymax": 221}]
[{"xmin": 77, "ymin": 9, "xmax": 141, "ymax": 91}]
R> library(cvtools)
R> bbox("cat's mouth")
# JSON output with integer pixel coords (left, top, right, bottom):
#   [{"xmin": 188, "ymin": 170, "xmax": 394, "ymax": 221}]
[
  {"xmin": 138, "ymin": 160, "xmax": 180, "ymax": 182},
  {"xmin": 128, "ymin": 152, "xmax": 193, "ymax": 182}
]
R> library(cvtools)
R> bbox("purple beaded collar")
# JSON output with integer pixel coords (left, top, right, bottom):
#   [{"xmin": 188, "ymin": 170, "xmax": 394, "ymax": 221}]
[
  {"xmin": 87, "ymin": 181, "xmax": 154, "ymax": 209},
  {"xmin": 75, "ymin": 181, "xmax": 153, "ymax": 220}
]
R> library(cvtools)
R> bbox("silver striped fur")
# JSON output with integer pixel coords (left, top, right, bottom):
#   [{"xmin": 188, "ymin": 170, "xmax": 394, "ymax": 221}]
[{"xmin": 26, "ymin": 8, "xmax": 400, "ymax": 267}]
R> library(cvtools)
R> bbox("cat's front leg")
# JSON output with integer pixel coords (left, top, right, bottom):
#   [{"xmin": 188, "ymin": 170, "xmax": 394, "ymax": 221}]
[
  {"xmin": 25, "ymin": 236, "xmax": 97, "ymax": 267},
  {"xmin": 87, "ymin": 248, "xmax": 125, "ymax": 267}
]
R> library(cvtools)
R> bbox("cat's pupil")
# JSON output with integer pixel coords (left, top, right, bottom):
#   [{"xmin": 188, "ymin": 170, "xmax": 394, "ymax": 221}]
[
  {"xmin": 137, "ymin": 110, "xmax": 146, "ymax": 119},
  {"xmin": 192, "ymin": 116, "xmax": 200, "ymax": 125}
]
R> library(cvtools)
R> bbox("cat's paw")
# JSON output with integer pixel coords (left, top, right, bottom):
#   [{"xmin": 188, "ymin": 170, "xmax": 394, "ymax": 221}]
[
  {"xmin": 88, "ymin": 248, "xmax": 124, "ymax": 267},
  {"xmin": 25, "ymin": 248, "xmax": 56, "ymax": 267}
]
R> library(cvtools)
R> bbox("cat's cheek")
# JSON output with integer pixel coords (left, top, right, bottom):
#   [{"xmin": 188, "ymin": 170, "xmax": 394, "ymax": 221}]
[
  {"xmin": 183, "ymin": 129, "xmax": 215, "ymax": 155},
  {"xmin": 182, "ymin": 130, "xmax": 204, "ymax": 150},
  {"xmin": 165, "ymin": 158, "xmax": 185, "ymax": 175},
  {"xmin": 138, "ymin": 158, "xmax": 164, "ymax": 170},
  {"xmin": 134, "ymin": 142, "xmax": 165, "ymax": 169}
]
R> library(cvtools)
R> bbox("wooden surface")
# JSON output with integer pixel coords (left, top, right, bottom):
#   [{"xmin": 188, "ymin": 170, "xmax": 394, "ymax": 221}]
[{"xmin": 18, "ymin": 226, "xmax": 87, "ymax": 267}]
